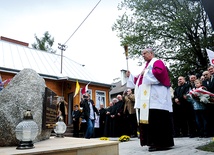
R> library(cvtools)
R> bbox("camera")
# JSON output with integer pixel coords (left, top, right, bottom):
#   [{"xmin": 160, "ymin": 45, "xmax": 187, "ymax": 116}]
[
  {"xmin": 83, "ymin": 95, "xmax": 88, "ymax": 99},
  {"xmin": 123, "ymin": 90, "xmax": 128, "ymax": 96}
]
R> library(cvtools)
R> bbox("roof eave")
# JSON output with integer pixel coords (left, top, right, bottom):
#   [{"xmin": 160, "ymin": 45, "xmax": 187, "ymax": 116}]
[
  {"xmin": 66, "ymin": 77, "xmax": 113, "ymax": 88},
  {"xmin": 0, "ymin": 67, "xmax": 113, "ymax": 88}
]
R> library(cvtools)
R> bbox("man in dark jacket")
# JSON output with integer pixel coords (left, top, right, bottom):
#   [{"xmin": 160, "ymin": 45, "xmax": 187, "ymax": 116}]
[
  {"xmin": 115, "ymin": 94, "xmax": 125, "ymax": 137},
  {"xmin": 72, "ymin": 105, "xmax": 81, "ymax": 137},
  {"xmin": 99, "ymin": 103, "xmax": 106, "ymax": 137},
  {"xmin": 203, "ymin": 69, "xmax": 214, "ymax": 136},
  {"xmin": 174, "ymin": 76, "xmax": 196, "ymax": 137},
  {"xmin": 80, "ymin": 93, "xmax": 98, "ymax": 139},
  {"xmin": 104, "ymin": 101, "xmax": 114, "ymax": 137},
  {"xmin": 110, "ymin": 98, "xmax": 120, "ymax": 137}
]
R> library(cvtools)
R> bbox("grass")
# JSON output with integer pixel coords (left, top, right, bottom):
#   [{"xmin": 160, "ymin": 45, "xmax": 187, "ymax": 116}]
[{"xmin": 197, "ymin": 141, "xmax": 214, "ymax": 152}]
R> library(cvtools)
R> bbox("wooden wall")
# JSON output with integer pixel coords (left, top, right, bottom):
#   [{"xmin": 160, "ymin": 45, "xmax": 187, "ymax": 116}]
[
  {"xmin": 45, "ymin": 79, "xmax": 110, "ymax": 106},
  {"xmin": 1, "ymin": 72, "xmax": 110, "ymax": 108}
]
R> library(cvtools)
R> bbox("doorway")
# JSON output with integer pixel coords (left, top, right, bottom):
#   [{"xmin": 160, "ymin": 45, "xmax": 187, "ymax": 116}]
[{"xmin": 68, "ymin": 92, "xmax": 74, "ymax": 125}]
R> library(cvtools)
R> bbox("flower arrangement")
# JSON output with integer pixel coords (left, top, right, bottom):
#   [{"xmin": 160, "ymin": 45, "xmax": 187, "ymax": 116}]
[
  {"xmin": 100, "ymin": 137, "xmax": 109, "ymax": 141},
  {"xmin": 118, "ymin": 135, "xmax": 130, "ymax": 142},
  {"xmin": 188, "ymin": 87, "xmax": 214, "ymax": 104}
]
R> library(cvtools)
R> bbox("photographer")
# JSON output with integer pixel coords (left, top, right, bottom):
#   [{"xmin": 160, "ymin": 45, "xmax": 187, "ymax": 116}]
[{"xmin": 80, "ymin": 93, "xmax": 99, "ymax": 139}]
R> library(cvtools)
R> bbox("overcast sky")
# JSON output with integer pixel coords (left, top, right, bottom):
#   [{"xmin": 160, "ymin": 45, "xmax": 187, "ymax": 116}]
[{"xmin": 0, "ymin": 0, "xmax": 143, "ymax": 84}]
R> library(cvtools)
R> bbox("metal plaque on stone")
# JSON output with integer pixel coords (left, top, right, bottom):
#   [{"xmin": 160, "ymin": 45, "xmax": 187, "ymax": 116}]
[{"xmin": 42, "ymin": 87, "xmax": 57, "ymax": 129}]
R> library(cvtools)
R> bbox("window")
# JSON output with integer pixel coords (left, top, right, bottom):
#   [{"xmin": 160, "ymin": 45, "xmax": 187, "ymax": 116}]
[{"xmin": 95, "ymin": 90, "xmax": 106, "ymax": 108}]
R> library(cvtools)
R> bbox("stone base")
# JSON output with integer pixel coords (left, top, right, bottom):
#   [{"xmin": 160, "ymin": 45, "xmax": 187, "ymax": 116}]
[{"xmin": 0, "ymin": 137, "xmax": 119, "ymax": 155}]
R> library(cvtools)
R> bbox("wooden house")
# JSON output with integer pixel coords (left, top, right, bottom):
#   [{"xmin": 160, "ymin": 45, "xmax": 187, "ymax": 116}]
[{"xmin": 0, "ymin": 36, "xmax": 113, "ymax": 125}]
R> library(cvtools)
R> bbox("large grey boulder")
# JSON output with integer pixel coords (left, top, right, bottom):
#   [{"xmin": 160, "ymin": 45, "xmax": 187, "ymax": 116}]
[{"xmin": 0, "ymin": 68, "xmax": 52, "ymax": 147}]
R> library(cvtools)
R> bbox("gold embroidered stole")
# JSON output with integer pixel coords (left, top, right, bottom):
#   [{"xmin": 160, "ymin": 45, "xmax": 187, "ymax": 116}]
[
  {"xmin": 139, "ymin": 83, "xmax": 151, "ymax": 124},
  {"xmin": 138, "ymin": 58, "xmax": 157, "ymax": 124}
]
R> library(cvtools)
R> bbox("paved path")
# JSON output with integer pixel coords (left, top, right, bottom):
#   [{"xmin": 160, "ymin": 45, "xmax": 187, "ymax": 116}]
[{"xmin": 108, "ymin": 137, "xmax": 214, "ymax": 155}]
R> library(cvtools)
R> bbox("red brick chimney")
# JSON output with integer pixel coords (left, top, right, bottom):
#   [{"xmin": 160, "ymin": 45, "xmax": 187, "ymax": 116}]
[{"xmin": 0, "ymin": 36, "xmax": 29, "ymax": 47}]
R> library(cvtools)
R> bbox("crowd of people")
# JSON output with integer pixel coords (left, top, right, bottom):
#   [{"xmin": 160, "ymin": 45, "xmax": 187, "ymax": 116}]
[
  {"xmin": 101, "ymin": 90, "xmax": 138, "ymax": 138},
  {"xmin": 65, "ymin": 48, "xmax": 214, "ymax": 152},
  {"xmin": 73, "ymin": 91, "xmax": 138, "ymax": 139},
  {"xmin": 173, "ymin": 65, "xmax": 214, "ymax": 138}
]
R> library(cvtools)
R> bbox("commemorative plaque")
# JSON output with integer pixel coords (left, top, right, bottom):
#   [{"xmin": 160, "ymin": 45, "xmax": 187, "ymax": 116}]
[{"xmin": 42, "ymin": 87, "xmax": 57, "ymax": 129}]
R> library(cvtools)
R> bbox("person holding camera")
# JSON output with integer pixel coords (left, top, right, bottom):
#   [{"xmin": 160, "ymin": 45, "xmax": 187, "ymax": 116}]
[{"xmin": 80, "ymin": 93, "xmax": 99, "ymax": 139}]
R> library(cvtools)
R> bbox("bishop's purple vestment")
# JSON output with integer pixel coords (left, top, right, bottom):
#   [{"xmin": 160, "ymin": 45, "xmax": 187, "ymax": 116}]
[{"xmin": 128, "ymin": 58, "xmax": 174, "ymax": 148}]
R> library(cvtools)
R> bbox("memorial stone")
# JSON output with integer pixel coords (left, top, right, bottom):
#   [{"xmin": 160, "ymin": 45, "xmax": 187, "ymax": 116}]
[{"xmin": 0, "ymin": 68, "xmax": 53, "ymax": 146}]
